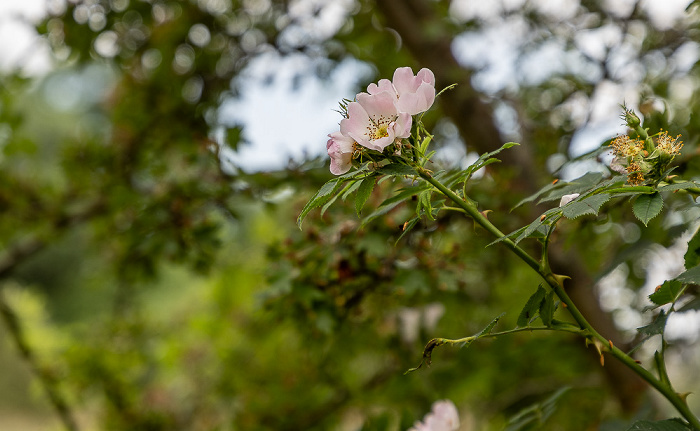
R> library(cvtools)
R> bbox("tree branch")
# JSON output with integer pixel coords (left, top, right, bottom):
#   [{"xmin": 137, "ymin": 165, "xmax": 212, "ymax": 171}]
[{"xmin": 0, "ymin": 292, "xmax": 79, "ymax": 431}]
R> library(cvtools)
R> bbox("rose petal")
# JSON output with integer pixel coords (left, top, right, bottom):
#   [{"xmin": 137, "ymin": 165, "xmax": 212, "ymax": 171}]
[
  {"xmin": 392, "ymin": 67, "xmax": 418, "ymax": 94},
  {"xmin": 367, "ymin": 78, "xmax": 395, "ymax": 96}
]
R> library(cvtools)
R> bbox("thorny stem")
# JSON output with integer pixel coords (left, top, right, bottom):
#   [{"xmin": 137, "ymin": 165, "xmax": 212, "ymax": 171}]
[{"xmin": 416, "ymin": 167, "xmax": 700, "ymax": 430}]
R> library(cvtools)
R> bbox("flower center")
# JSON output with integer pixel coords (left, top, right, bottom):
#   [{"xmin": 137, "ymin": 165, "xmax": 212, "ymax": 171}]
[{"xmin": 368, "ymin": 115, "xmax": 392, "ymax": 140}]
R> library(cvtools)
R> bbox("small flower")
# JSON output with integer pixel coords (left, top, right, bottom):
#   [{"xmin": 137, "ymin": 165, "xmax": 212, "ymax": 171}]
[
  {"xmin": 368, "ymin": 67, "xmax": 436, "ymax": 115},
  {"xmin": 340, "ymin": 91, "xmax": 412, "ymax": 152},
  {"xmin": 626, "ymin": 162, "xmax": 645, "ymax": 185},
  {"xmin": 610, "ymin": 135, "xmax": 644, "ymax": 158},
  {"xmin": 559, "ymin": 193, "xmax": 580, "ymax": 207},
  {"xmin": 408, "ymin": 400, "xmax": 460, "ymax": 431},
  {"xmin": 654, "ymin": 131, "xmax": 683, "ymax": 157},
  {"xmin": 326, "ymin": 132, "xmax": 355, "ymax": 175}
]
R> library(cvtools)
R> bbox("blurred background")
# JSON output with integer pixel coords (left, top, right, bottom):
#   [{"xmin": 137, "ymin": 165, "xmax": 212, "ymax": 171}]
[{"xmin": 1, "ymin": 0, "xmax": 700, "ymax": 429}]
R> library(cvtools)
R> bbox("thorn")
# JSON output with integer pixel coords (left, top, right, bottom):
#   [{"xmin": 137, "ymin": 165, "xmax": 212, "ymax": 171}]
[
  {"xmin": 552, "ymin": 179, "xmax": 559, "ymax": 185},
  {"xmin": 540, "ymin": 214, "xmax": 546, "ymax": 221},
  {"xmin": 552, "ymin": 273, "xmax": 571, "ymax": 287},
  {"xmin": 481, "ymin": 210, "xmax": 492, "ymax": 219},
  {"xmin": 402, "ymin": 221, "xmax": 409, "ymax": 231},
  {"xmin": 635, "ymin": 360, "xmax": 642, "ymax": 364},
  {"xmin": 678, "ymin": 392, "xmax": 692, "ymax": 402},
  {"xmin": 654, "ymin": 285, "xmax": 662, "ymax": 292},
  {"xmin": 609, "ymin": 339, "xmax": 614, "ymax": 349},
  {"xmin": 586, "ymin": 338, "xmax": 606, "ymax": 367}
]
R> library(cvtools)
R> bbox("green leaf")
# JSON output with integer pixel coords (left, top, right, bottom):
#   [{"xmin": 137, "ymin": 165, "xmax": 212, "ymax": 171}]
[
  {"xmin": 633, "ymin": 192, "xmax": 663, "ymax": 226},
  {"xmin": 355, "ymin": 177, "xmax": 376, "ymax": 215},
  {"xmin": 465, "ymin": 312, "xmax": 505, "ymax": 348},
  {"xmin": 340, "ymin": 178, "xmax": 363, "ymax": 201},
  {"xmin": 297, "ymin": 178, "xmax": 343, "ymax": 228},
  {"xmin": 674, "ymin": 265, "xmax": 700, "ymax": 285},
  {"xmin": 395, "ymin": 217, "xmax": 420, "ymax": 244},
  {"xmin": 684, "ymin": 227, "xmax": 700, "ymax": 269},
  {"xmin": 513, "ymin": 180, "xmax": 562, "ymax": 209},
  {"xmin": 648, "ymin": 280, "xmax": 684, "ymax": 306},
  {"xmin": 540, "ymin": 291, "xmax": 555, "ymax": 327},
  {"xmin": 561, "ymin": 194, "xmax": 610, "ymax": 219},
  {"xmin": 225, "ymin": 125, "xmax": 244, "ymax": 149},
  {"xmin": 637, "ymin": 310, "xmax": 668, "ymax": 337},
  {"xmin": 658, "ymin": 181, "xmax": 700, "ymax": 192},
  {"xmin": 626, "ymin": 419, "xmax": 691, "ymax": 430},
  {"xmin": 418, "ymin": 190, "xmax": 434, "ymax": 220},
  {"xmin": 455, "ymin": 313, "xmax": 507, "ymax": 350},
  {"xmin": 517, "ymin": 286, "xmax": 547, "ymax": 327},
  {"xmin": 376, "ymin": 163, "xmax": 416, "ymax": 176},
  {"xmin": 515, "ymin": 216, "xmax": 545, "ymax": 245},
  {"xmin": 540, "ymin": 172, "xmax": 604, "ymax": 204},
  {"xmin": 361, "ymin": 200, "xmax": 403, "ymax": 227},
  {"xmin": 405, "ymin": 313, "xmax": 504, "ymax": 374}
]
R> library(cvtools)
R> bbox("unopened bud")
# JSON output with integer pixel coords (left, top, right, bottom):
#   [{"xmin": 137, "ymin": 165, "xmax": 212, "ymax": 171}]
[{"xmin": 623, "ymin": 109, "xmax": 641, "ymax": 128}]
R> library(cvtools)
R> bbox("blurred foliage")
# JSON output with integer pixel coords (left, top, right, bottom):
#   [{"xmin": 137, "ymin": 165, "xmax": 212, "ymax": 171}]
[{"xmin": 1, "ymin": 0, "xmax": 700, "ymax": 430}]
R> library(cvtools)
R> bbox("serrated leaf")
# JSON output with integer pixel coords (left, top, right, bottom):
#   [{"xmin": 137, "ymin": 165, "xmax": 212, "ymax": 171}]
[
  {"xmin": 488, "ymin": 225, "xmax": 527, "ymax": 247},
  {"xmin": 355, "ymin": 177, "xmax": 376, "ymax": 215},
  {"xmin": 674, "ymin": 265, "xmax": 700, "ymax": 285},
  {"xmin": 684, "ymin": 227, "xmax": 700, "ymax": 269},
  {"xmin": 376, "ymin": 163, "xmax": 416, "ymax": 176},
  {"xmin": 340, "ymin": 179, "xmax": 363, "ymax": 201},
  {"xmin": 361, "ymin": 200, "xmax": 403, "ymax": 227},
  {"xmin": 540, "ymin": 172, "xmax": 604, "ymax": 204},
  {"xmin": 626, "ymin": 419, "xmax": 691, "ymax": 431},
  {"xmin": 658, "ymin": 181, "xmax": 700, "ymax": 192},
  {"xmin": 297, "ymin": 178, "xmax": 343, "ymax": 228},
  {"xmin": 418, "ymin": 190, "xmax": 434, "ymax": 220},
  {"xmin": 633, "ymin": 192, "xmax": 663, "ymax": 226},
  {"xmin": 518, "ymin": 286, "xmax": 547, "ymax": 327},
  {"xmin": 540, "ymin": 291, "xmax": 555, "ymax": 327},
  {"xmin": 451, "ymin": 142, "xmax": 519, "ymax": 188},
  {"xmin": 515, "ymin": 216, "xmax": 545, "ymax": 245},
  {"xmin": 649, "ymin": 280, "xmax": 684, "ymax": 306},
  {"xmin": 561, "ymin": 194, "xmax": 610, "ymax": 219},
  {"xmin": 637, "ymin": 310, "xmax": 668, "ymax": 337}
]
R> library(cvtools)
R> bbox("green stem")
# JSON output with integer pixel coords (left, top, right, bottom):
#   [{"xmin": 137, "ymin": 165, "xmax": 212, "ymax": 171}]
[
  {"xmin": 416, "ymin": 167, "xmax": 700, "ymax": 430},
  {"xmin": 443, "ymin": 325, "xmax": 587, "ymax": 345}
]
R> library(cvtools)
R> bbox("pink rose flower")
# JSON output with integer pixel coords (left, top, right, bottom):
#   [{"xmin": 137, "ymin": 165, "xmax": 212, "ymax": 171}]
[
  {"xmin": 408, "ymin": 400, "xmax": 460, "ymax": 431},
  {"xmin": 340, "ymin": 91, "xmax": 412, "ymax": 152},
  {"xmin": 368, "ymin": 67, "xmax": 436, "ymax": 115},
  {"xmin": 326, "ymin": 132, "xmax": 355, "ymax": 175}
]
